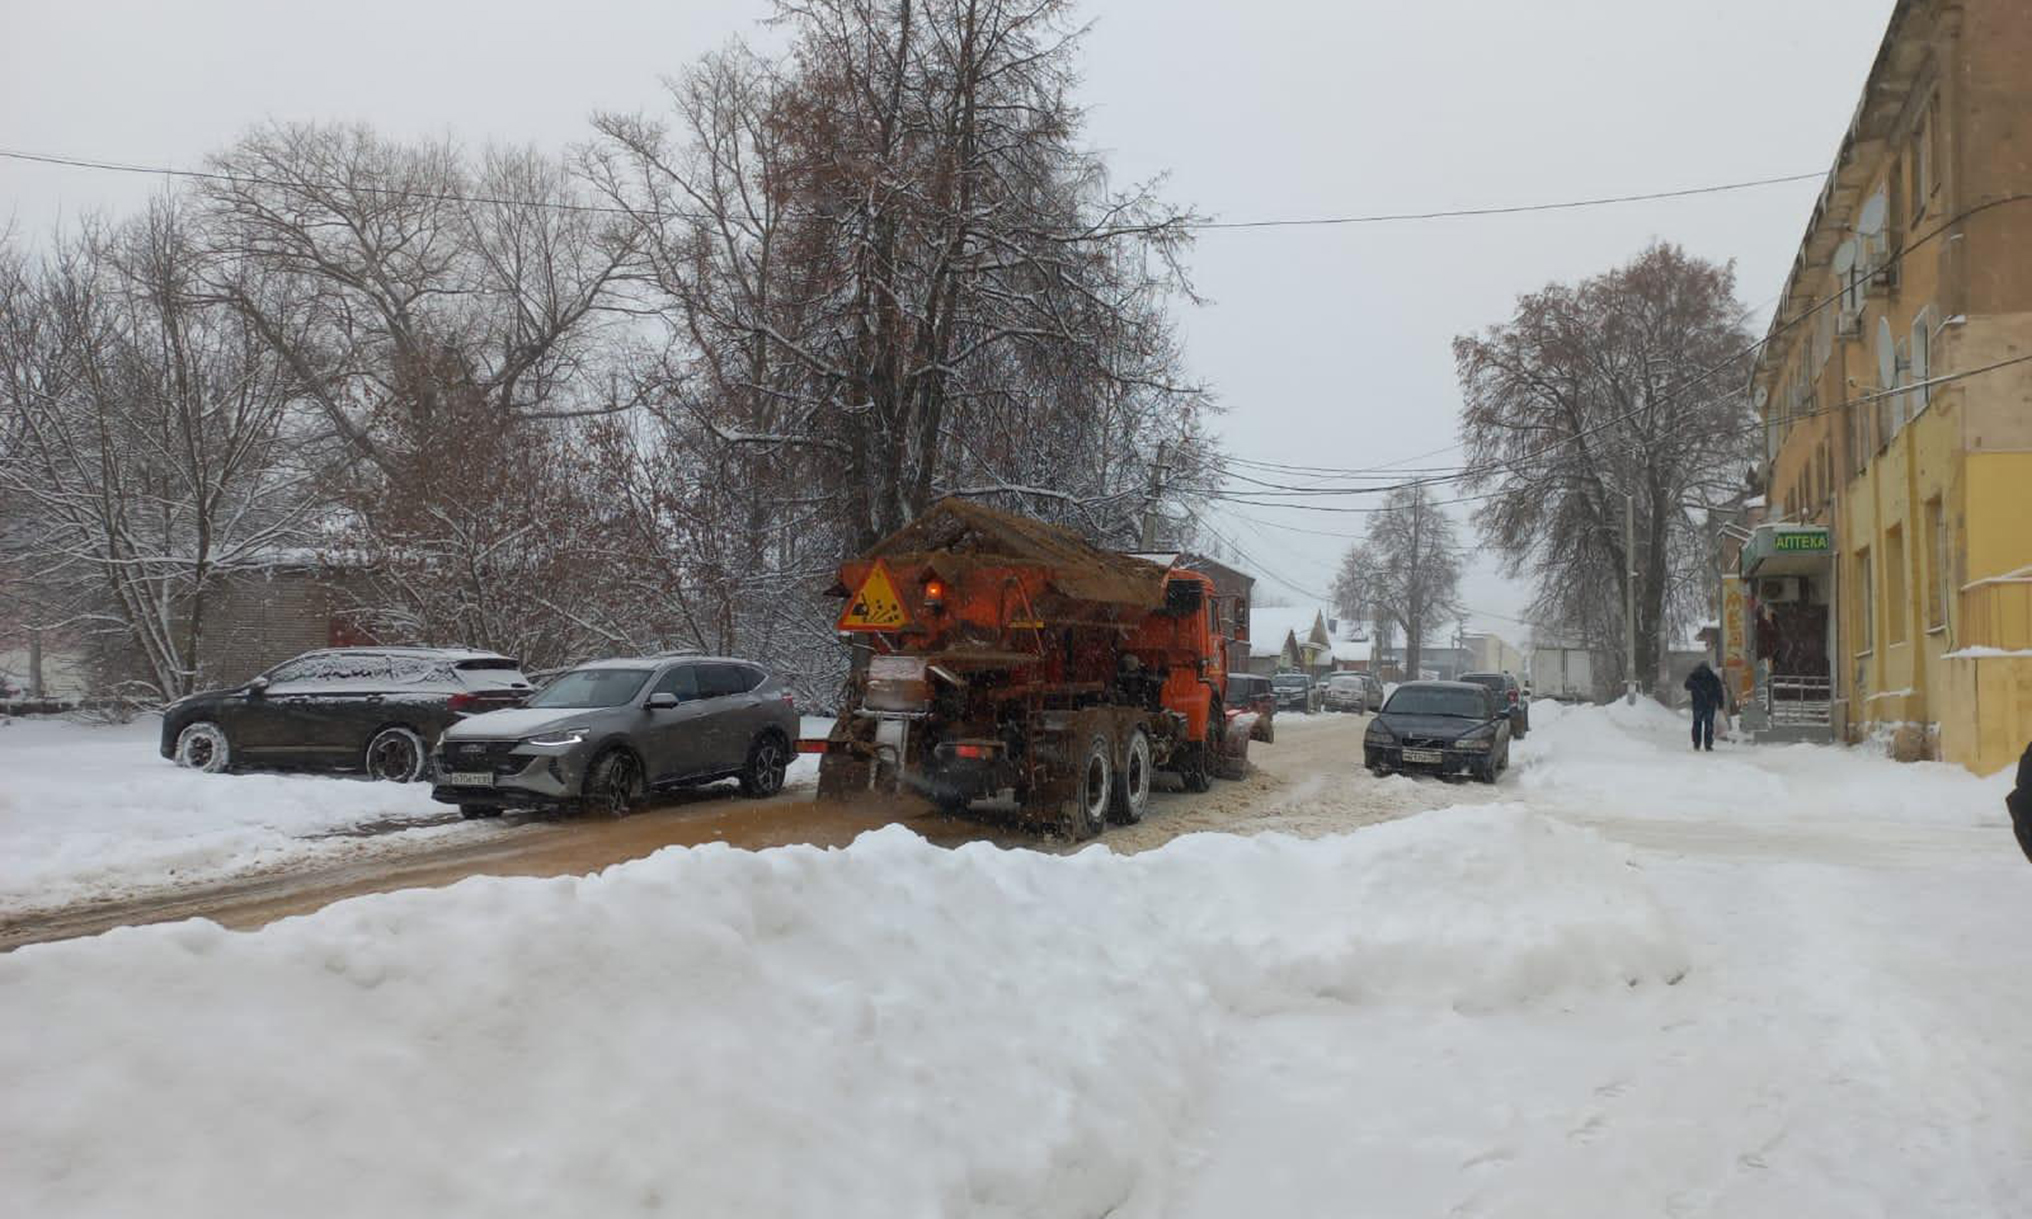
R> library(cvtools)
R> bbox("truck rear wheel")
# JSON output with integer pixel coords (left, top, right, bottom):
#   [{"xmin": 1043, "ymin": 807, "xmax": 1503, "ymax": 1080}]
[
  {"xmin": 1063, "ymin": 733, "xmax": 1111, "ymax": 840},
  {"xmin": 1109, "ymin": 729, "xmax": 1152, "ymax": 825}
]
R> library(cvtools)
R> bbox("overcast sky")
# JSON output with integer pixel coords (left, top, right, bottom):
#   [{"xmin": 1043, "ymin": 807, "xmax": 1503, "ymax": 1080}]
[{"xmin": 1, "ymin": 0, "xmax": 1898, "ymax": 642}]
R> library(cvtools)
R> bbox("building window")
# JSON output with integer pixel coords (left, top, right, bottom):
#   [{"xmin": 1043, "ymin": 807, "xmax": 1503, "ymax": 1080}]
[
  {"xmin": 1925, "ymin": 497, "xmax": 1948, "ymax": 631},
  {"xmin": 1886, "ymin": 525, "xmax": 1907, "ymax": 645},
  {"xmin": 1911, "ymin": 102, "xmax": 1937, "ymax": 221},
  {"xmin": 1856, "ymin": 547, "xmax": 1874, "ymax": 652}
]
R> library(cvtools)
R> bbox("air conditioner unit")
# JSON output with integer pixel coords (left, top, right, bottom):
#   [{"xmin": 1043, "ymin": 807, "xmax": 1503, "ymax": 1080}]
[
  {"xmin": 1758, "ymin": 577, "xmax": 1804, "ymax": 604},
  {"xmin": 1836, "ymin": 309, "xmax": 1863, "ymax": 339}
]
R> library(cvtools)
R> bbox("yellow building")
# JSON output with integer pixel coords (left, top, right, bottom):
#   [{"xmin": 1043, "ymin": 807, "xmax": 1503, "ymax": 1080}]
[{"xmin": 1750, "ymin": 0, "xmax": 2032, "ymax": 775}]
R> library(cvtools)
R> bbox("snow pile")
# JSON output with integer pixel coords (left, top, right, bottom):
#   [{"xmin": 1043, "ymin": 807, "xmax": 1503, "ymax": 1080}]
[
  {"xmin": 1, "ymin": 716, "xmax": 832, "ymax": 915},
  {"xmin": 1513, "ymin": 699, "xmax": 2010, "ymax": 827},
  {"xmin": 0, "ymin": 809, "xmax": 1684, "ymax": 1218},
  {"xmin": 1144, "ymin": 807, "xmax": 1685, "ymax": 1013},
  {"xmin": 0, "ymin": 717, "xmax": 446, "ymax": 914}
]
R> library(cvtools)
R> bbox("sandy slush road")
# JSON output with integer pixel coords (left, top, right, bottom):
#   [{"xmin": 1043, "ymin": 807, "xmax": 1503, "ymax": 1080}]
[{"xmin": 2, "ymin": 712, "xmax": 1507, "ymax": 950}]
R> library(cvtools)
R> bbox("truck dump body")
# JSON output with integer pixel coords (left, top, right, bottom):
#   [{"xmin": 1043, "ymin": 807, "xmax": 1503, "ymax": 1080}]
[{"xmin": 817, "ymin": 499, "xmax": 1243, "ymax": 837}]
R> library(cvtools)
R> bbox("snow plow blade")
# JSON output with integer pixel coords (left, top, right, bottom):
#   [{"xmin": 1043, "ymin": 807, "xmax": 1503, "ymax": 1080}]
[{"xmin": 1218, "ymin": 712, "xmax": 1256, "ymax": 780}]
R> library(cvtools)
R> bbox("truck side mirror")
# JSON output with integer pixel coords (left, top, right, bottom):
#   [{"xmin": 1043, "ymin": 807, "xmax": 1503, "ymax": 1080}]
[
  {"xmin": 646, "ymin": 692, "xmax": 679, "ymax": 710},
  {"xmin": 245, "ymin": 676, "xmax": 270, "ymax": 696}
]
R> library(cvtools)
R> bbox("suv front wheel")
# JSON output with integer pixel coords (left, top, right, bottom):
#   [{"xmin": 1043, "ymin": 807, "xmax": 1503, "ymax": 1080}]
[
  {"xmin": 174, "ymin": 722, "xmax": 232, "ymax": 773},
  {"xmin": 583, "ymin": 748, "xmax": 643, "ymax": 816}
]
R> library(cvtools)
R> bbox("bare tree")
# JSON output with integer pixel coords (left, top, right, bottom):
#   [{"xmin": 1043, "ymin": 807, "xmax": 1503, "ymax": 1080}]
[
  {"xmin": 0, "ymin": 205, "xmax": 314, "ymax": 698},
  {"xmin": 1329, "ymin": 541, "xmax": 1397, "ymax": 672},
  {"xmin": 584, "ymin": 0, "xmax": 1214, "ymax": 692},
  {"xmin": 198, "ymin": 125, "xmax": 637, "ymax": 468},
  {"xmin": 1454, "ymin": 242, "xmax": 1755, "ymax": 693},
  {"xmin": 4, "ymin": 8, "xmax": 1219, "ymax": 702},
  {"xmin": 1344, "ymin": 485, "xmax": 1462, "ymax": 677},
  {"xmin": 192, "ymin": 125, "xmax": 651, "ymax": 667}
]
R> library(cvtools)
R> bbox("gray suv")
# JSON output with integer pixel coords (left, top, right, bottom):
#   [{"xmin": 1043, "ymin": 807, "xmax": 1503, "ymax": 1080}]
[{"xmin": 431, "ymin": 656, "xmax": 798, "ymax": 817}]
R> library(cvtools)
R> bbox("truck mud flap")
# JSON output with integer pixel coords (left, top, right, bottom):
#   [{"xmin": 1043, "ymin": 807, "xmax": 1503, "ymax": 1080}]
[{"xmin": 816, "ymin": 750, "xmax": 873, "ymax": 799}]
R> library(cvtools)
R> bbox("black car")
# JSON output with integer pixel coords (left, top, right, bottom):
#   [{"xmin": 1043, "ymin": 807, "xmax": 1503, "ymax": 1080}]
[
  {"xmin": 160, "ymin": 647, "xmax": 532, "ymax": 781},
  {"xmin": 1363, "ymin": 680, "xmax": 1512, "ymax": 782},
  {"xmin": 1271, "ymin": 671, "xmax": 1319, "ymax": 713},
  {"xmin": 1459, "ymin": 670, "xmax": 1529, "ymax": 738}
]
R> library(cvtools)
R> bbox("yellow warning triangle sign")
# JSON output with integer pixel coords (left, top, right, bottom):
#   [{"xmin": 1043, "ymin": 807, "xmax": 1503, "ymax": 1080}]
[{"xmin": 837, "ymin": 561, "xmax": 913, "ymax": 632}]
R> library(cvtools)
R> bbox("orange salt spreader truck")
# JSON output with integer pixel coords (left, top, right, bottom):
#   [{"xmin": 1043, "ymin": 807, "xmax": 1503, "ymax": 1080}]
[{"xmin": 806, "ymin": 499, "xmax": 1255, "ymax": 839}]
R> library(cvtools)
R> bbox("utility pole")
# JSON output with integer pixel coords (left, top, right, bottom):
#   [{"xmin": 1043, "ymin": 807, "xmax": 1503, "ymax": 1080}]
[
  {"xmin": 1139, "ymin": 441, "xmax": 1169, "ymax": 551},
  {"xmin": 1625, "ymin": 486, "xmax": 1638, "ymax": 706}
]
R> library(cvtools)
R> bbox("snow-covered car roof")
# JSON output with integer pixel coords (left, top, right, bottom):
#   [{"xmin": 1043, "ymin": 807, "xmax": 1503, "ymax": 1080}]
[
  {"xmin": 569, "ymin": 655, "xmax": 758, "ymax": 670},
  {"xmin": 298, "ymin": 645, "xmax": 512, "ymax": 662}
]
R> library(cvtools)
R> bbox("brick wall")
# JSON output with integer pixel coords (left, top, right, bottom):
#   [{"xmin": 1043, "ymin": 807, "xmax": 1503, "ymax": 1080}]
[{"xmin": 194, "ymin": 567, "xmax": 378, "ymax": 687}]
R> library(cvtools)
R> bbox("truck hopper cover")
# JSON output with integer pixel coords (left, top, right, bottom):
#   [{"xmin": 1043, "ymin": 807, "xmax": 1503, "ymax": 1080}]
[{"xmin": 850, "ymin": 498, "xmax": 1170, "ymax": 608}]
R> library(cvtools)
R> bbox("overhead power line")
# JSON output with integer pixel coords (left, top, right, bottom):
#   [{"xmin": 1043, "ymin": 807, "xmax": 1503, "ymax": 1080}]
[
  {"xmin": 1184, "ymin": 507, "xmax": 1337, "ymax": 605},
  {"xmin": 1191, "ymin": 171, "xmax": 1824, "ymax": 230},
  {"xmin": 1215, "ymin": 191, "xmax": 2032, "ymax": 505},
  {"xmin": 1214, "ymin": 350, "xmax": 2032, "ymax": 523},
  {"xmin": 1, "ymin": 146, "xmax": 1820, "ymax": 233}
]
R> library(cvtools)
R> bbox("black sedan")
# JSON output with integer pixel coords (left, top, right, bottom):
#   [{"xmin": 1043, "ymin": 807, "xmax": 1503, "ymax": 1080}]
[
  {"xmin": 1363, "ymin": 680, "xmax": 1512, "ymax": 783},
  {"xmin": 160, "ymin": 647, "xmax": 532, "ymax": 781}
]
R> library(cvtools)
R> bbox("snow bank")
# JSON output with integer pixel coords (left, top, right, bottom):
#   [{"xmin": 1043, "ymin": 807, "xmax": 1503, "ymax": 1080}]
[
  {"xmin": 1, "ymin": 716, "xmax": 829, "ymax": 915},
  {"xmin": 1140, "ymin": 807, "xmax": 1685, "ymax": 1014},
  {"xmin": 0, "ymin": 808, "xmax": 1684, "ymax": 1218},
  {"xmin": 0, "ymin": 717, "xmax": 446, "ymax": 913},
  {"xmin": 1513, "ymin": 699, "xmax": 2010, "ymax": 827}
]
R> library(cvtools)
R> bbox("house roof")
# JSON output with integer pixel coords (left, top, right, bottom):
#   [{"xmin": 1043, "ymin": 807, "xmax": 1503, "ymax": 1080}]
[
  {"xmin": 1247, "ymin": 606, "xmax": 1376, "ymax": 663},
  {"xmin": 1330, "ymin": 638, "xmax": 1371, "ymax": 662},
  {"xmin": 1247, "ymin": 607, "xmax": 1321, "ymax": 658}
]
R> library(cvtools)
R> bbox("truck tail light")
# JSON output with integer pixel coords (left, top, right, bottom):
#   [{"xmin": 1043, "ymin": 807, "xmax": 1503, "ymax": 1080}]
[
  {"xmin": 953, "ymin": 743, "xmax": 993, "ymax": 759},
  {"xmin": 1508, "ymin": 689, "xmax": 1518, "ymax": 705}
]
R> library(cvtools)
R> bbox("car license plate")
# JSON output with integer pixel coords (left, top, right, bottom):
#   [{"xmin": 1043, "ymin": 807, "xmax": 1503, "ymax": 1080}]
[
  {"xmin": 444, "ymin": 771, "xmax": 494, "ymax": 787},
  {"xmin": 1401, "ymin": 748, "xmax": 1444, "ymax": 764}
]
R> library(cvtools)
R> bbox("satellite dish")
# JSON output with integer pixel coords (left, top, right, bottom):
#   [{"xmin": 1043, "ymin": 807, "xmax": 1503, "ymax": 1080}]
[
  {"xmin": 1858, "ymin": 192, "xmax": 1888, "ymax": 237},
  {"xmin": 1877, "ymin": 316, "xmax": 1898, "ymax": 387},
  {"xmin": 1832, "ymin": 239, "xmax": 1857, "ymax": 276}
]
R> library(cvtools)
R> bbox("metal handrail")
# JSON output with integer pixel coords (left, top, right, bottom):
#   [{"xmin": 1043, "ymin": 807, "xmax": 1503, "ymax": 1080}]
[{"xmin": 1765, "ymin": 674, "xmax": 1834, "ymax": 726}]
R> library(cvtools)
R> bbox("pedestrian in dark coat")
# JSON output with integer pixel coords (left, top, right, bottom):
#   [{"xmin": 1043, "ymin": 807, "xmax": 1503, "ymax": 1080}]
[
  {"xmin": 2007, "ymin": 739, "xmax": 2032, "ymax": 865},
  {"xmin": 1684, "ymin": 661, "xmax": 1725, "ymax": 752}
]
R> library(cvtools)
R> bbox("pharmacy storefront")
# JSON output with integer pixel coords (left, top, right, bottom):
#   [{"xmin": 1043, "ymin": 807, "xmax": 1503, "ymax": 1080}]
[{"xmin": 1734, "ymin": 524, "xmax": 1836, "ymax": 742}]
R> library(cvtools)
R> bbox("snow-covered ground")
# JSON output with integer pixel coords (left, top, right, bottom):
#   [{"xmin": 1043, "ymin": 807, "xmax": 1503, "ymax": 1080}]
[
  {"xmin": 0, "ymin": 717, "xmax": 452, "ymax": 915},
  {"xmin": 4, "ymin": 703, "xmax": 2030, "ymax": 1216},
  {"xmin": 0, "ymin": 714, "xmax": 831, "ymax": 917}
]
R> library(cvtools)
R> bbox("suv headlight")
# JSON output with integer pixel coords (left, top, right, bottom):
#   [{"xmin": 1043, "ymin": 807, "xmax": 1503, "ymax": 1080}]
[
  {"xmin": 1366, "ymin": 721, "xmax": 1396, "ymax": 744},
  {"xmin": 1456, "ymin": 726, "xmax": 1496, "ymax": 751},
  {"xmin": 524, "ymin": 728, "xmax": 588, "ymax": 748}
]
